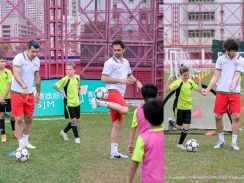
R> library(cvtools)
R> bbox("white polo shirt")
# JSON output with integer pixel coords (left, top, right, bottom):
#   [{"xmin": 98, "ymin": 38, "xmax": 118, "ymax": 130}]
[
  {"xmin": 216, "ymin": 53, "xmax": 244, "ymax": 93},
  {"xmin": 102, "ymin": 56, "xmax": 132, "ymax": 96},
  {"xmin": 11, "ymin": 52, "xmax": 40, "ymax": 94}
]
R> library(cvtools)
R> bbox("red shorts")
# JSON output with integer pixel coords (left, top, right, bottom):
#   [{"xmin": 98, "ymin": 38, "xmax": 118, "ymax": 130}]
[
  {"xmin": 214, "ymin": 93, "xmax": 241, "ymax": 114},
  {"xmin": 106, "ymin": 90, "xmax": 127, "ymax": 123},
  {"xmin": 10, "ymin": 92, "xmax": 35, "ymax": 116}
]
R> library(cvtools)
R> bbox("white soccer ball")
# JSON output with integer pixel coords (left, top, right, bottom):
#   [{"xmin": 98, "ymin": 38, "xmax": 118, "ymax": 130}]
[
  {"xmin": 186, "ymin": 139, "xmax": 199, "ymax": 152},
  {"xmin": 94, "ymin": 87, "xmax": 108, "ymax": 100},
  {"xmin": 15, "ymin": 147, "xmax": 29, "ymax": 162}
]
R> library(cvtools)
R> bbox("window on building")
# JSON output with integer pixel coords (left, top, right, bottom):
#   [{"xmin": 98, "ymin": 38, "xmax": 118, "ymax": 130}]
[
  {"xmin": 188, "ymin": 29, "xmax": 215, "ymax": 37},
  {"xmin": 188, "ymin": 12, "xmax": 215, "ymax": 21}
]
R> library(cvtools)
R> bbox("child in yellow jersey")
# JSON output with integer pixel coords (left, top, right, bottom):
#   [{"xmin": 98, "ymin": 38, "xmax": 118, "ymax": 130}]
[
  {"xmin": 54, "ymin": 62, "xmax": 81, "ymax": 144},
  {"xmin": 166, "ymin": 65, "xmax": 202, "ymax": 150},
  {"xmin": 0, "ymin": 54, "xmax": 16, "ymax": 142}
]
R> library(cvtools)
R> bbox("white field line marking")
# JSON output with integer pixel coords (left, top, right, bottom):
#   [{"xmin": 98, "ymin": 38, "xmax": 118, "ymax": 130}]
[{"xmin": 169, "ymin": 176, "xmax": 244, "ymax": 180}]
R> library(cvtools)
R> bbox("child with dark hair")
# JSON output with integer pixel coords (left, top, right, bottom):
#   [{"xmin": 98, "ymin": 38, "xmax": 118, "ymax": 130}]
[
  {"xmin": 128, "ymin": 99, "xmax": 164, "ymax": 183},
  {"xmin": 166, "ymin": 64, "xmax": 202, "ymax": 150},
  {"xmin": 128, "ymin": 83, "xmax": 158, "ymax": 153}
]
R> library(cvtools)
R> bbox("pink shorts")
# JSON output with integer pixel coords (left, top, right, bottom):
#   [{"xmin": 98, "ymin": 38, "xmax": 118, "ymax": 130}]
[
  {"xmin": 106, "ymin": 90, "xmax": 127, "ymax": 123},
  {"xmin": 10, "ymin": 91, "xmax": 35, "ymax": 116},
  {"xmin": 214, "ymin": 93, "xmax": 241, "ymax": 114}
]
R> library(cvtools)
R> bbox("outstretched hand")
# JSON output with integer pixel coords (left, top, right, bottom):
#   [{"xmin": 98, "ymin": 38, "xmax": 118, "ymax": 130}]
[{"xmin": 201, "ymin": 88, "xmax": 209, "ymax": 96}]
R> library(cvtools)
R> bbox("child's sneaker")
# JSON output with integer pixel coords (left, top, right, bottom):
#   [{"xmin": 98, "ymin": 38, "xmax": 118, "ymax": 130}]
[
  {"xmin": 60, "ymin": 130, "xmax": 69, "ymax": 141},
  {"xmin": 177, "ymin": 144, "xmax": 186, "ymax": 150},
  {"xmin": 231, "ymin": 143, "xmax": 240, "ymax": 151},
  {"xmin": 91, "ymin": 98, "xmax": 98, "ymax": 110},
  {"xmin": 213, "ymin": 140, "xmax": 225, "ymax": 149},
  {"xmin": 1, "ymin": 134, "xmax": 7, "ymax": 143},
  {"xmin": 13, "ymin": 131, "xmax": 17, "ymax": 138},
  {"xmin": 74, "ymin": 138, "xmax": 80, "ymax": 144},
  {"xmin": 110, "ymin": 152, "xmax": 129, "ymax": 159}
]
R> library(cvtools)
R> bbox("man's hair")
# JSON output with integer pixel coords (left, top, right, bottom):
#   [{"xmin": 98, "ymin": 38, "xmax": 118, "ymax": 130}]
[
  {"xmin": 141, "ymin": 83, "xmax": 158, "ymax": 101},
  {"xmin": 0, "ymin": 54, "xmax": 5, "ymax": 60},
  {"xmin": 143, "ymin": 99, "xmax": 164, "ymax": 126},
  {"xmin": 66, "ymin": 62, "xmax": 76, "ymax": 70},
  {"xmin": 27, "ymin": 39, "xmax": 40, "ymax": 49},
  {"xmin": 223, "ymin": 38, "xmax": 239, "ymax": 52},
  {"xmin": 179, "ymin": 64, "xmax": 189, "ymax": 75},
  {"xmin": 112, "ymin": 39, "xmax": 125, "ymax": 49}
]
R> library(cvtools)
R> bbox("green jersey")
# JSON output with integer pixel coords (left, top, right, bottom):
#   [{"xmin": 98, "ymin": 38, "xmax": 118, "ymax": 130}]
[
  {"xmin": 170, "ymin": 79, "xmax": 198, "ymax": 110},
  {"xmin": 0, "ymin": 69, "xmax": 12, "ymax": 99},
  {"xmin": 55, "ymin": 75, "xmax": 80, "ymax": 107}
]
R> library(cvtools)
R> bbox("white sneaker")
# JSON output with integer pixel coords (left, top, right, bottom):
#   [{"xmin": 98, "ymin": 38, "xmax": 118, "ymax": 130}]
[
  {"xmin": 213, "ymin": 140, "xmax": 225, "ymax": 149},
  {"xmin": 177, "ymin": 144, "xmax": 186, "ymax": 150},
  {"xmin": 25, "ymin": 143, "xmax": 36, "ymax": 149},
  {"xmin": 60, "ymin": 130, "xmax": 69, "ymax": 141},
  {"xmin": 231, "ymin": 143, "xmax": 240, "ymax": 151},
  {"xmin": 110, "ymin": 152, "xmax": 129, "ymax": 159},
  {"xmin": 91, "ymin": 98, "xmax": 97, "ymax": 110},
  {"xmin": 74, "ymin": 138, "xmax": 80, "ymax": 144}
]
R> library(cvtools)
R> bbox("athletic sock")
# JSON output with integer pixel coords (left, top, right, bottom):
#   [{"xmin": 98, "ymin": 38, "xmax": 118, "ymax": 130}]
[
  {"xmin": 178, "ymin": 128, "xmax": 188, "ymax": 144},
  {"xmin": 232, "ymin": 134, "xmax": 238, "ymax": 144},
  {"xmin": 0, "ymin": 119, "xmax": 5, "ymax": 134},
  {"xmin": 63, "ymin": 123, "xmax": 71, "ymax": 133},
  {"xmin": 218, "ymin": 132, "xmax": 225, "ymax": 142},
  {"xmin": 18, "ymin": 138, "xmax": 25, "ymax": 148},
  {"xmin": 10, "ymin": 120, "xmax": 15, "ymax": 131},
  {"xmin": 23, "ymin": 134, "xmax": 29, "ymax": 145},
  {"xmin": 71, "ymin": 123, "xmax": 79, "ymax": 138},
  {"xmin": 111, "ymin": 143, "xmax": 118, "ymax": 155},
  {"xmin": 96, "ymin": 100, "xmax": 108, "ymax": 107}
]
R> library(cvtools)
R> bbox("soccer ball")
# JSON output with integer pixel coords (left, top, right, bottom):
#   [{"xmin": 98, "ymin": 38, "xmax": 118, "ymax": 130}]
[
  {"xmin": 186, "ymin": 139, "xmax": 199, "ymax": 152},
  {"xmin": 94, "ymin": 87, "xmax": 108, "ymax": 100},
  {"xmin": 15, "ymin": 147, "xmax": 29, "ymax": 162}
]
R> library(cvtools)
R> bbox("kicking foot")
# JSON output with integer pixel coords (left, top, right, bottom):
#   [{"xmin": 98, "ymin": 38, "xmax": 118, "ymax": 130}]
[{"xmin": 177, "ymin": 144, "xmax": 186, "ymax": 150}]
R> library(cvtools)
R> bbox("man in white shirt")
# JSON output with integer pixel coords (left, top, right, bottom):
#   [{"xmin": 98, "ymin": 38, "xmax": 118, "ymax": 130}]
[
  {"xmin": 11, "ymin": 39, "xmax": 41, "ymax": 150},
  {"xmin": 202, "ymin": 38, "xmax": 244, "ymax": 151},
  {"xmin": 91, "ymin": 39, "xmax": 142, "ymax": 159}
]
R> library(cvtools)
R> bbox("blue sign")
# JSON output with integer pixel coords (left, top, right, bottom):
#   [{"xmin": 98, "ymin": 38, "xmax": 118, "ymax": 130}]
[{"xmin": 34, "ymin": 79, "xmax": 108, "ymax": 117}]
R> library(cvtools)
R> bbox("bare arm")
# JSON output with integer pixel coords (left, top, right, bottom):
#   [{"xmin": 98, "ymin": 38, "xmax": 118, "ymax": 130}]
[
  {"xmin": 101, "ymin": 74, "xmax": 127, "ymax": 84},
  {"xmin": 202, "ymin": 70, "xmax": 220, "ymax": 95},
  {"xmin": 128, "ymin": 161, "xmax": 139, "ymax": 183},
  {"xmin": 13, "ymin": 66, "xmax": 28, "ymax": 94},
  {"xmin": 128, "ymin": 74, "xmax": 142, "ymax": 89},
  {"xmin": 53, "ymin": 84, "xmax": 67, "ymax": 99},
  {"xmin": 194, "ymin": 75, "xmax": 202, "ymax": 92},
  {"xmin": 0, "ymin": 81, "xmax": 11, "ymax": 104},
  {"xmin": 165, "ymin": 75, "xmax": 174, "ymax": 93},
  {"xmin": 34, "ymin": 71, "xmax": 41, "ymax": 103},
  {"xmin": 128, "ymin": 127, "xmax": 137, "ymax": 153},
  {"xmin": 231, "ymin": 72, "xmax": 242, "ymax": 92}
]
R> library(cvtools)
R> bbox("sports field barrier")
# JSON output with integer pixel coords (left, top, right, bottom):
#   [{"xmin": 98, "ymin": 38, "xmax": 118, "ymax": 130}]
[{"xmin": 34, "ymin": 79, "xmax": 108, "ymax": 117}]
